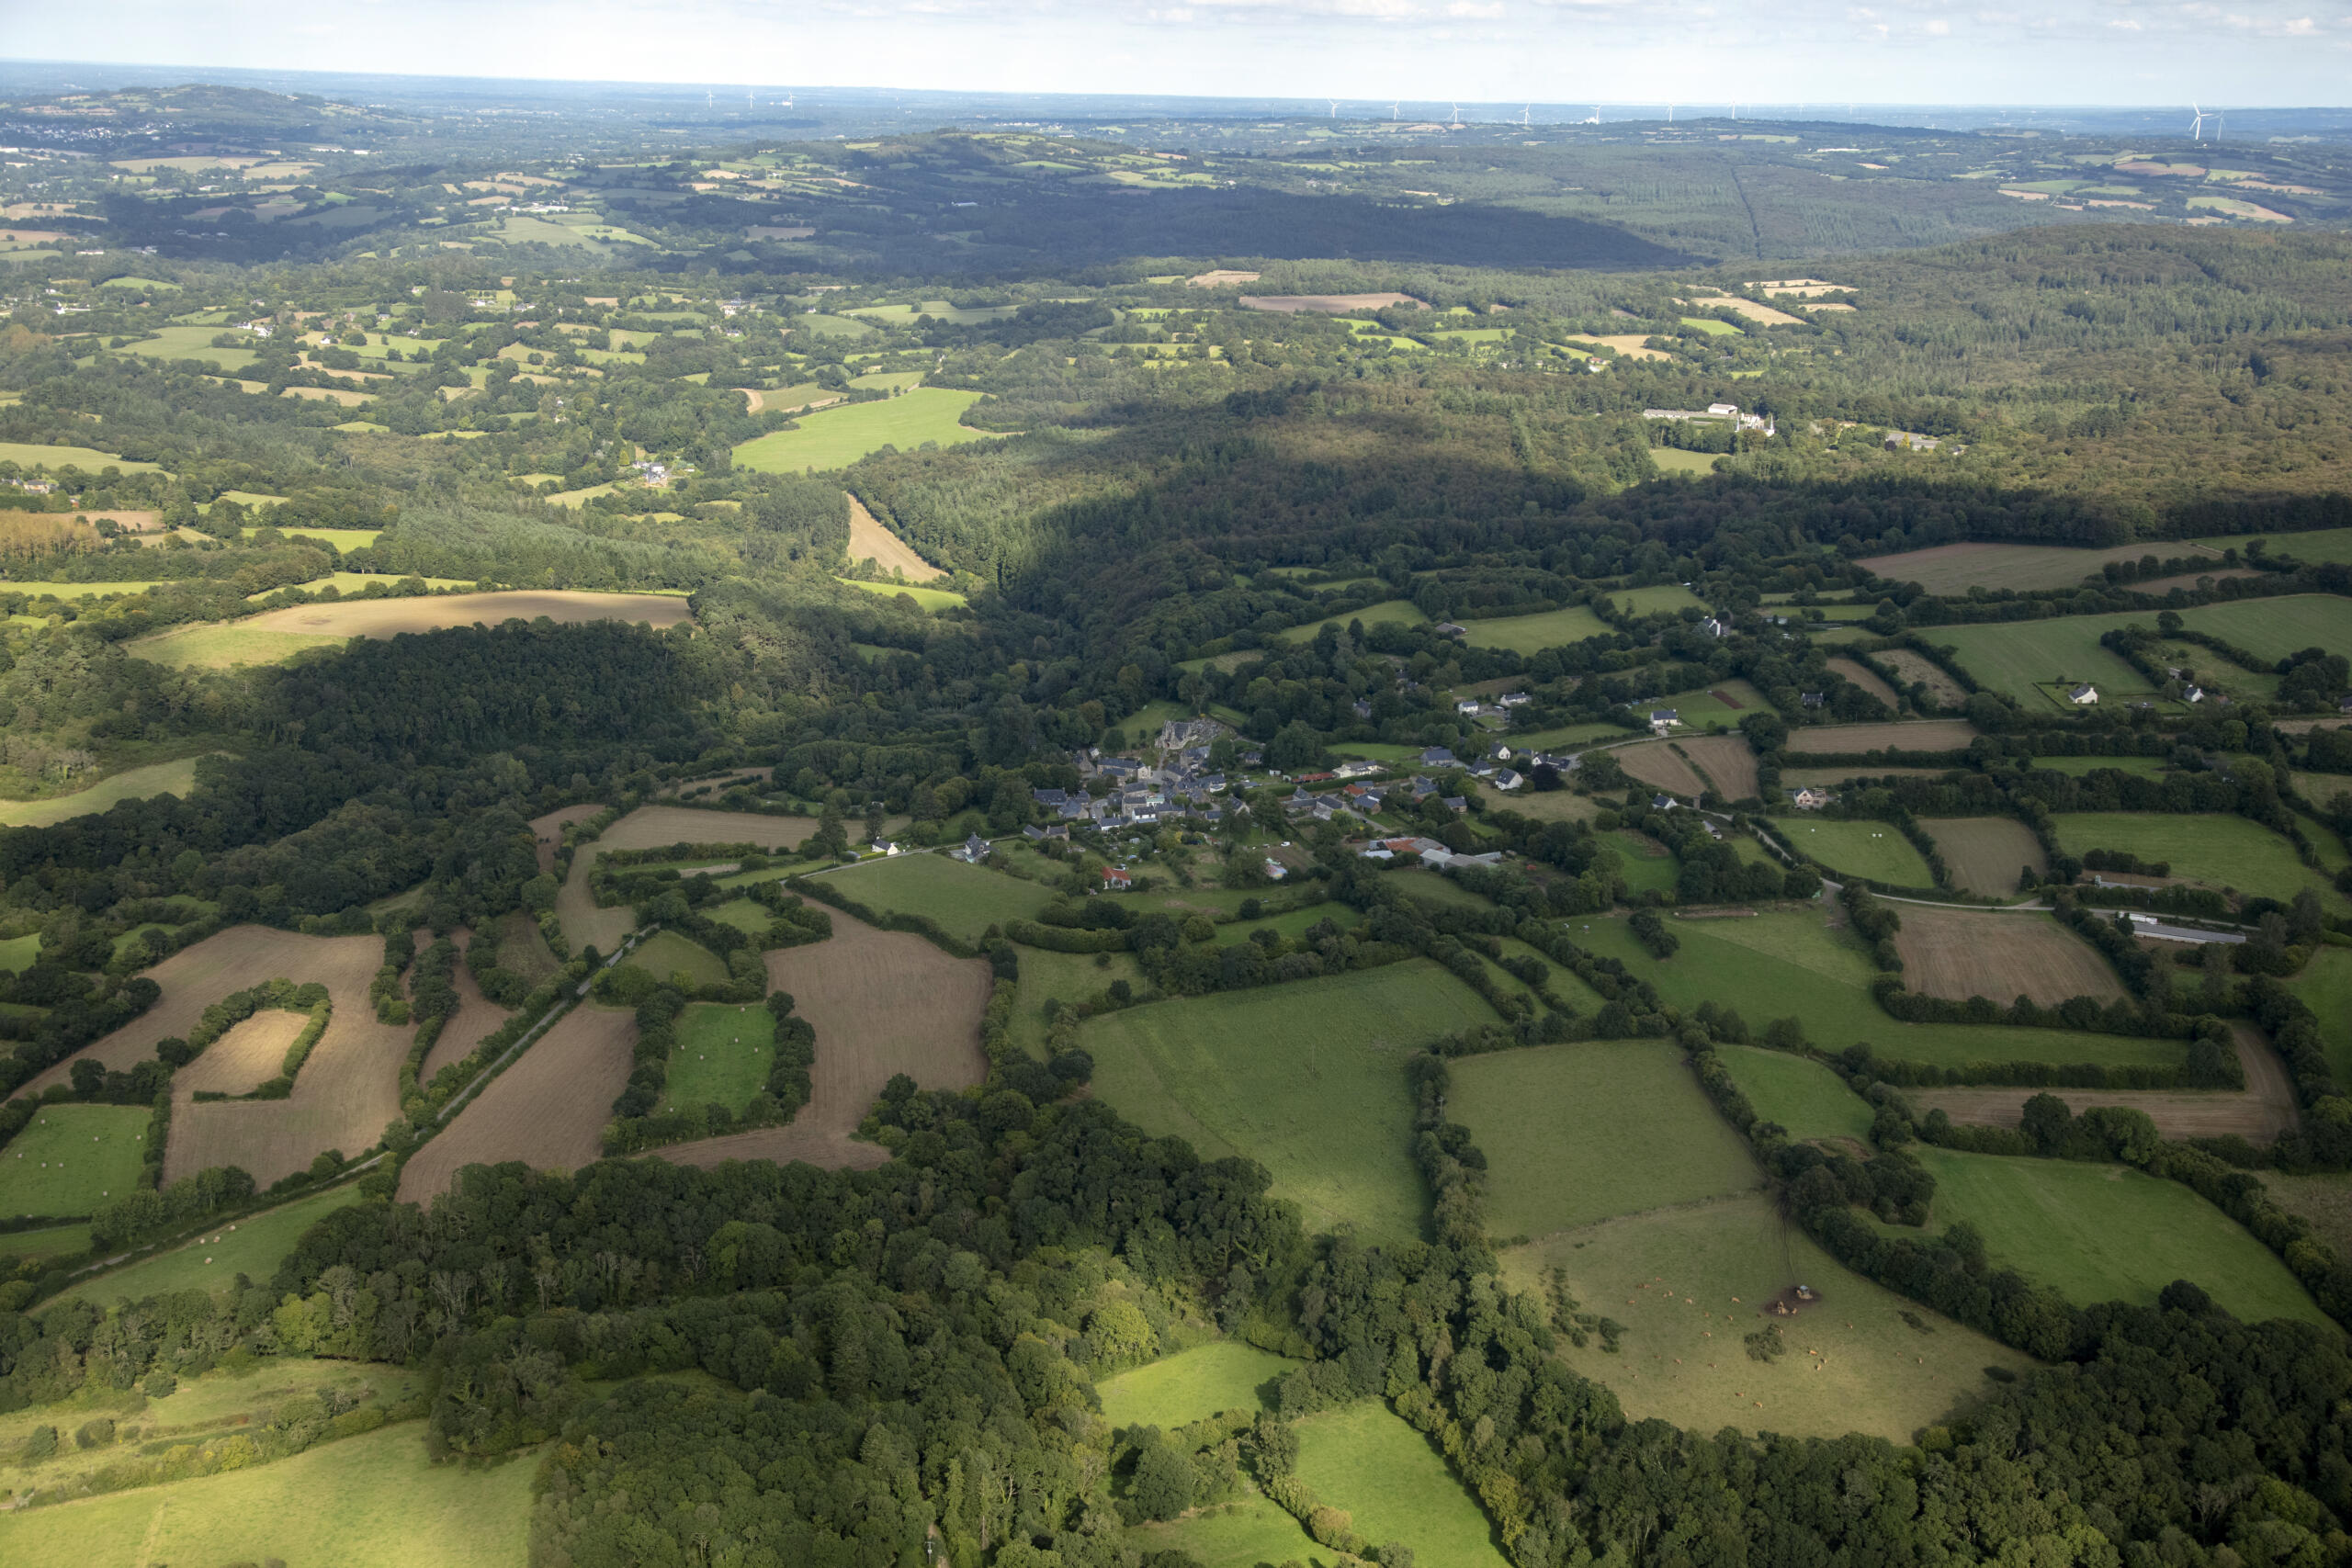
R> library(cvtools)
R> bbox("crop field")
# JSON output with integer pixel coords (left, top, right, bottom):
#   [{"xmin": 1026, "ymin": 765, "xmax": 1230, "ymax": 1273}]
[
  {"xmin": 1276, "ymin": 598, "xmax": 1428, "ymax": 643},
  {"xmin": 1500, "ymin": 1195, "xmax": 2036, "ymax": 1442},
  {"xmin": 662, "ymin": 1001, "xmax": 775, "ymax": 1112},
  {"xmin": 1782, "ymin": 818, "xmax": 1936, "ymax": 886},
  {"xmin": 1457, "ymin": 604, "xmax": 1611, "ymax": 653},
  {"xmin": 1858, "ymin": 541, "xmax": 2186, "ymax": 593},
  {"xmin": 1612, "ymin": 739, "xmax": 1708, "ymax": 798},
  {"xmin": 1715, "ymin": 1045, "xmax": 1872, "ymax": 1142},
  {"xmin": 238, "ymin": 588, "xmax": 691, "ymax": 639},
  {"xmin": 1906, "ymin": 1147, "xmax": 2327, "ymax": 1325},
  {"xmin": 1607, "ymin": 584, "xmax": 1705, "ymax": 615},
  {"xmin": 1293, "ymin": 1401, "xmax": 1511, "ymax": 1568},
  {"xmin": 1449, "ymin": 1042, "xmax": 1759, "ymax": 1241},
  {"xmin": 1826, "ymin": 657, "xmax": 1902, "ymax": 707},
  {"xmin": 0, "ymin": 1419, "xmax": 534, "ymax": 1568},
  {"xmin": 174, "ymin": 1008, "xmax": 309, "ymax": 1096},
  {"xmin": 733, "ymin": 388, "xmax": 997, "ymax": 472},
  {"xmin": 1095, "ymin": 1341, "xmax": 1296, "ymax": 1429},
  {"xmin": 0, "ymin": 1104, "xmax": 150, "ymax": 1219},
  {"xmin": 1892, "ymin": 907, "xmax": 2124, "ymax": 1006},
  {"xmin": 418, "ymin": 933, "xmax": 514, "ymax": 1080},
  {"xmin": 1122, "ymin": 1498, "xmax": 1317, "ymax": 1568},
  {"xmin": 1789, "ymin": 719, "xmax": 1978, "ymax": 753},
  {"xmin": 1875, "ymin": 648, "xmax": 1970, "ymax": 705},
  {"xmin": 845, "ymin": 492, "xmax": 944, "ymax": 580},
  {"xmin": 0, "ymin": 754, "xmax": 215, "ymax": 829},
  {"xmin": 625, "ymin": 929, "xmax": 732, "ymax": 987},
  {"xmin": 1082, "ymin": 960, "xmax": 1496, "ymax": 1244},
  {"xmin": 1678, "ymin": 736, "xmax": 1761, "ymax": 800},
  {"xmin": 398, "ymin": 1001, "xmax": 637, "ymax": 1202},
  {"xmin": 820, "ymin": 852, "xmax": 1056, "ymax": 942},
  {"xmin": 557, "ymin": 805, "xmax": 816, "ymax": 953},
  {"xmin": 1922, "ymin": 817, "xmax": 2046, "ymax": 897},
  {"xmin": 58, "ymin": 1182, "xmax": 366, "ymax": 1307},
  {"xmin": 1567, "ymin": 912, "xmax": 2178, "ymax": 1070},
  {"xmin": 659, "ymin": 910, "xmax": 992, "ymax": 1172},
  {"xmin": 2050, "ymin": 812, "xmax": 2336, "ymax": 907}
]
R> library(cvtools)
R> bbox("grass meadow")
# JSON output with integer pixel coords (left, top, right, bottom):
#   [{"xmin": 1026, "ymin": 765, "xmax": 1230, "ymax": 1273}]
[
  {"xmin": 1095, "ymin": 1341, "xmax": 1297, "ymax": 1429},
  {"xmin": 1860, "ymin": 541, "xmax": 2179, "ymax": 594},
  {"xmin": 2049, "ymin": 812, "xmax": 2337, "ymax": 907},
  {"xmin": 1449, "ymin": 1042, "xmax": 1759, "ymax": 1241},
  {"xmin": 1295, "ymin": 1401, "xmax": 1511, "ymax": 1568},
  {"xmin": 1500, "ymin": 1194, "xmax": 2036, "ymax": 1441},
  {"xmin": 1457, "ymin": 605, "xmax": 1612, "ymax": 653},
  {"xmin": 1566, "ymin": 912, "xmax": 2179, "ymax": 1071},
  {"xmin": 1650, "ymin": 448, "xmax": 1722, "ymax": 477},
  {"xmin": 1907, "ymin": 1147, "xmax": 2328, "ymax": 1325},
  {"xmin": 0, "ymin": 440, "xmax": 164, "ymax": 473},
  {"xmin": 624, "ymin": 929, "xmax": 732, "ymax": 987},
  {"xmin": 1277, "ymin": 599, "xmax": 1428, "ymax": 644},
  {"xmin": 1605, "ymin": 829, "xmax": 1681, "ymax": 897},
  {"xmin": 1081, "ymin": 960, "xmax": 1498, "ymax": 1244},
  {"xmin": 2179, "ymin": 595, "xmax": 2352, "ymax": 665},
  {"xmin": 732, "ymin": 388, "xmax": 996, "ymax": 472},
  {"xmin": 2284, "ymin": 947, "xmax": 2352, "ymax": 1083},
  {"xmin": 835, "ymin": 578, "xmax": 967, "ymax": 612},
  {"xmin": 1607, "ymin": 584, "xmax": 1707, "ymax": 615},
  {"xmin": 1122, "ymin": 1498, "xmax": 1320, "ymax": 1568},
  {"xmin": 0, "ymin": 931, "xmax": 44, "ymax": 971},
  {"xmin": 0, "ymin": 1104, "xmax": 152, "ymax": 1219},
  {"xmin": 125, "ymin": 622, "xmax": 346, "ymax": 669},
  {"xmin": 1929, "ymin": 619, "xmax": 2161, "ymax": 707},
  {"xmin": 56, "ymin": 1183, "xmax": 367, "ymax": 1307},
  {"xmin": 0, "ymin": 1223, "xmax": 89, "ymax": 1264},
  {"xmin": 1781, "ymin": 818, "xmax": 1937, "ymax": 886},
  {"xmin": 2232, "ymin": 528, "xmax": 2352, "ymax": 565},
  {"xmin": 662, "ymin": 1001, "xmax": 775, "ymax": 1113},
  {"xmin": 821, "ymin": 852, "xmax": 1056, "ymax": 942},
  {"xmin": 0, "ymin": 1419, "xmax": 534, "ymax": 1568},
  {"xmin": 1714, "ymin": 1045, "xmax": 1874, "ymax": 1142}
]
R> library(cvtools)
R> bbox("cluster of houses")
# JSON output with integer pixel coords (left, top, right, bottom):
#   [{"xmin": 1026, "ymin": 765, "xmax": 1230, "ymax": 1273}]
[
  {"xmin": 1453, "ymin": 691, "xmax": 1534, "ymax": 724},
  {"xmin": 1643, "ymin": 402, "xmax": 1776, "ymax": 435},
  {"xmin": 1358, "ymin": 837, "xmax": 1506, "ymax": 871}
]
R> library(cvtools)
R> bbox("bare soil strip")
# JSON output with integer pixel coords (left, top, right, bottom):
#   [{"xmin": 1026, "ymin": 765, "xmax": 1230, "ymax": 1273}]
[
  {"xmin": 1891, "ymin": 905, "xmax": 2126, "ymax": 1007},
  {"xmin": 845, "ymin": 492, "xmax": 945, "ymax": 581},
  {"xmin": 398, "ymin": 1003, "xmax": 639, "ymax": 1202},
  {"xmin": 655, "ymin": 911, "xmax": 991, "ymax": 1173},
  {"xmin": 1911, "ymin": 1026, "xmax": 2295, "ymax": 1141}
]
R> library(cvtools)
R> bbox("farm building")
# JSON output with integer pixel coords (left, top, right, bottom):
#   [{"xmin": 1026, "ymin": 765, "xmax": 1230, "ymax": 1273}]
[
  {"xmin": 2067, "ymin": 683, "xmax": 2099, "ymax": 705},
  {"xmin": 1102, "ymin": 866, "xmax": 1133, "ymax": 888},
  {"xmin": 1789, "ymin": 787, "xmax": 1834, "ymax": 809},
  {"xmin": 1650, "ymin": 709, "xmax": 1679, "ymax": 733},
  {"xmin": 954, "ymin": 833, "xmax": 991, "ymax": 863}
]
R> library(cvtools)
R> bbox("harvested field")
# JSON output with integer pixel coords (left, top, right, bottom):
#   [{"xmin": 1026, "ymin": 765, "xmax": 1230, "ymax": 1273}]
[
  {"xmin": 1187, "ymin": 269, "xmax": 1262, "ymax": 287},
  {"xmin": 1790, "ymin": 719, "xmax": 1976, "ymax": 754},
  {"xmin": 1239, "ymin": 292, "xmax": 1418, "ymax": 313},
  {"xmin": 1826, "ymin": 657, "xmax": 1901, "ymax": 708},
  {"xmin": 1679, "ymin": 735, "xmax": 1761, "ymax": 801},
  {"xmin": 557, "ymin": 805, "xmax": 816, "ymax": 953},
  {"xmin": 656, "ymin": 910, "xmax": 991, "ymax": 1172},
  {"xmin": 1859, "ymin": 541, "xmax": 2200, "ymax": 595},
  {"xmin": 418, "ymin": 931, "xmax": 512, "ymax": 1081},
  {"xmin": 1875, "ymin": 648, "xmax": 1969, "ymax": 706},
  {"xmin": 1911, "ymin": 1027, "xmax": 2294, "ymax": 1141},
  {"xmin": 1613, "ymin": 739, "xmax": 1707, "ymax": 798},
  {"xmin": 845, "ymin": 491, "xmax": 944, "ymax": 581},
  {"xmin": 28, "ymin": 927, "xmax": 413, "ymax": 1189},
  {"xmin": 1588, "ymin": 333, "xmax": 1672, "ymax": 360},
  {"xmin": 172, "ymin": 1010, "xmax": 307, "ymax": 1097},
  {"xmin": 528, "ymin": 802, "xmax": 601, "ymax": 873},
  {"xmin": 1923, "ymin": 817, "xmax": 2046, "ymax": 897},
  {"xmin": 1780, "ymin": 766, "xmax": 1958, "ymax": 789},
  {"xmin": 1891, "ymin": 907, "xmax": 2125, "ymax": 1006},
  {"xmin": 240, "ymin": 588, "xmax": 691, "ymax": 638},
  {"xmin": 398, "ymin": 1002, "xmax": 638, "ymax": 1202}
]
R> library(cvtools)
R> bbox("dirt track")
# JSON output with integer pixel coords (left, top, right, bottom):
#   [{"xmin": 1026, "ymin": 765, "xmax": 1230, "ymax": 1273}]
[
  {"xmin": 398, "ymin": 1002, "xmax": 639, "ymax": 1203},
  {"xmin": 243, "ymin": 590, "xmax": 693, "ymax": 639},
  {"xmin": 655, "ymin": 910, "xmax": 990, "ymax": 1174},
  {"xmin": 1910, "ymin": 1024, "xmax": 2296, "ymax": 1141}
]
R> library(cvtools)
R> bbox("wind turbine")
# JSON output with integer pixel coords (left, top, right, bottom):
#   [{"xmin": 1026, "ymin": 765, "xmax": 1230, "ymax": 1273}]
[
  {"xmin": 2188, "ymin": 103, "xmax": 2206, "ymax": 141},
  {"xmin": 1585, "ymin": 106, "xmax": 1600, "ymax": 125},
  {"xmin": 1449, "ymin": 103, "xmax": 1463, "ymax": 128},
  {"xmin": 1329, "ymin": 99, "xmax": 1339, "ymax": 118},
  {"xmin": 1389, "ymin": 101, "xmax": 1400, "ymax": 119},
  {"xmin": 1667, "ymin": 104, "xmax": 1675, "ymax": 122},
  {"xmin": 1519, "ymin": 105, "xmax": 1531, "ymax": 127}
]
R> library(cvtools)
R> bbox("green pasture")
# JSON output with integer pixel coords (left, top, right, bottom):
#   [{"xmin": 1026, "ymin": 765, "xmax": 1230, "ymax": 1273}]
[
  {"xmin": 1606, "ymin": 829, "xmax": 1681, "ymax": 896},
  {"xmin": 2177, "ymin": 595, "xmax": 2352, "ymax": 666},
  {"xmin": 1715, "ymin": 1045, "xmax": 1873, "ymax": 1142},
  {"xmin": 1606, "ymin": 584, "xmax": 1707, "ymax": 616},
  {"xmin": 1327, "ymin": 741, "xmax": 1422, "ymax": 763},
  {"xmin": 2049, "ymin": 812, "xmax": 2336, "ymax": 907},
  {"xmin": 2234, "ymin": 528, "xmax": 2352, "ymax": 566},
  {"xmin": 58, "ymin": 1183, "xmax": 367, "ymax": 1307},
  {"xmin": 243, "ymin": 525, "xmax": 382, "ymax": 552},
  {"xmin": 0, "ymin": 754, "xmax": 213, "ymax": 829},
  {"xmin": 623, "ymin": 930, "xmax": 731, "ymax": 987},
  {"xmin": 1650, "ymin": 448, "xmax": 1722, "ymax": 477},
  {"xmin": 1450, "ymin": 1042, "xmax": 1758, "ymax": 1240},
  {"xmin": 0, "ymin": 931, "xmax": 46, "ymax": 973},
  {"xmin": 1782, "ymin": 818, "xmax": 1936, "ymax": 886},
  {"xmin": 1458, "ymin": 604, "xmax": 1612, "ymax": 654},
  {"xmin": 2283, "ymin": 946, "xmax": 2352, "ymax": 1083},
  {"xmin": 2030, "ymin": 754, "xmax": 2168, "ymax": 777},
  {"xmin": 1277, "ymin": 598, "xmax": 1428, "ymax": 644},
  {"xmin": 1929, "ymin": 618, "xmax": 2159, "ymax": 707},
  {"xmin": 1294, "ymin": 1401, "xmax": 1510, "ymax": 1568},
  {"xmin": 1081, "ymin": 960, "xmax": 1496, "ymax": 1244},
  {"xmin": 1386, "ymin": 870, "xmax": 1495, "ymax": 911},
  {"xmin": 1652, "ymin": 680, "xmax": 1771, "ymax": 728},
  {"xmin": 1510, "ymin": 721, "xmax": 1634, "ymax": 750},
  {"xmin": 821, "ymin": 852, "xmax": 1055, "ymax": 942},
  {"xmin": 850, "ymin": 370, "xmax": 925, "ymax": 390},
  {"xmin": 0, "ymin": 1223, "xmax": 88, "ymax": 1263},
  {"xmin": 0, "ymin": 1105, "xmax": 151, "ymax": 1219},
  {"xmin": 1908, "ymin": 1147, "xmax": 2328, "ymax": 1325},
  {"xmin": 836, "ymin": 577, "xmax": 967, "ymax": 611},
  {"xmin": 0, "ymin": 1418, "xmax": 533, "ymax": 1568},
  {"xmin": 119, "ymin": 323, "xmax": 257, "ymax": 371},
  {"xmin": 127, "ymin": 622, "xmax": 346, "ymax": 669},
  {"xmin": 662, "ymin": 1001, "xmax": 775, "ymax": 1114},
  {"xmin": 1566, "ymin": 912, "xmax": 2178, "ymax": 1071},
  {"xmin": 734, "ymin": 388, "xmax": 995, "ymax": 472},
  {"xmin": 0, "ymin": 440, "xmax": 161, "ymax": 473},
  {"xmin": 1680, "ymin": 316, "xmax": 1742, "ymax": 335},
  {"xmin": 1500, "ymin": 1194, "xmax": 2036, "ymax": 1442},
  {"xmin": 1095, "ymin": 1341, "xmax": 1296, "ymax": 1429},
  {"xmin": 1123, "ymin": 1498, "xmax": 1317, "ymax": 1568}
]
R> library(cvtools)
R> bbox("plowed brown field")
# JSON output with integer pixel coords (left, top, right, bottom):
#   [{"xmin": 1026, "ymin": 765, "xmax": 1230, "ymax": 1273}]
[
  {"xmin": 1891, "ymin": 907, "xmax": 2125, "ymax": 1007},
  {"xmin": 1678, "ymin": 736, "xmax": 1761, "ymax": 801},
  {"xmin": 554, "ymin": 805, "xmax": 818, "ymax": 954},
  {"xmin": 171, "ymin": 1010, "xmax": 307, "ymax": 1098},
  {"xmin": 528, "ymin": 803, "xmax": 602, "ymax": 873},
  {"xmin": 846, "ymin": 492, "xmax": 944, "ymax": 581},
  {"xmin": 397, "ymin": 1002, "xmax": 638, "ymax": 1203},
  {"xmin": 657, "ymin": 911, "xmax": 990, "ymax": 1173},
  {"xmin": 418, "ymin": 931, "xmax": 512, "ymax": 1081},
  {"xmin": 1791, "ymin": 720, "xmax": 1977, "ymax": 754},
  {"xmin": 1613, "ymin": 740, "xmax": 1707, "ymax": 798},
  {"xmin": 241, "ymin": 589, "xmax": 692, "ymax": 639},
  {"xmin": 1912, "ymin": 1025, "xmax": 2293, "ymax": 1140}
]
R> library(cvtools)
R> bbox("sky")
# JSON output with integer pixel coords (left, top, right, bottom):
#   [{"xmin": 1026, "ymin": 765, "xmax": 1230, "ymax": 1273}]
[{"xmin": 6, "ymin": 0, "xmax": 2348, "ymax": 107}]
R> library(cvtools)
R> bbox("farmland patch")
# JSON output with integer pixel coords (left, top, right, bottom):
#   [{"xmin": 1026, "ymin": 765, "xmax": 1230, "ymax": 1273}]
[
  {"xmin": 0, "ymin": 1104, "xmax": 150, "ymax": 1219},
  {"xmin": 1921, "ymin": 817, "xmax": 2045, "ymax": 897},
  {"xmin": 398, "ymin": 1002, "xmax": 637, "ymax": 1202},
  {"xmin": 1095, "ymin": 1341, "xmax": 1296, "ymax": 1429},
  {"xmin": 820, "ymin": 852, "xmax": 1056, "ymax": 942},
  {"xmin": 1891, "ymin": 907, "xmax": 2125, "ymax": 1006}
]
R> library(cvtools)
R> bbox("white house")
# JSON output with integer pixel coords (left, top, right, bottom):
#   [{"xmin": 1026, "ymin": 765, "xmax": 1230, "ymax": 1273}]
[
  {"xmin": 1790, "ymin": 787, "xmax": 1833, "ymax": 810},
  {"xmin": 2067, "ymin": 683, "xmax": 2099, "ymax": 705},
  {"xmin": 1649, "ymin": 708, "xmax": 1679, "ymax": 734}
]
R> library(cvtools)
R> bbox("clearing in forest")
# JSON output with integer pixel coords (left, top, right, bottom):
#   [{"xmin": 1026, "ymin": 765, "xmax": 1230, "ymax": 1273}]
[
  {"xmin": 1890, "ymin": 907, "xmax": 2125, "ymax": 1006},
  {"xmin": 1276, "ymin": 599, "xmax": 1427, "ymax": 643},
  {"xmin": 656, "ymin": 910, "xmax": 992, "ymax": 1172},
  {"xmin": 399, "ymin": 1002, "xmax": 639, "ymax": 1202},
  {"xmin": 0, "ymin": 754, "xmax": 218, "ymax": 829},
  {"xmin": 1499, "ymin": 1195, "xmax": 2036, "ymax": 1443},
  {"xmin": 1095, "ymin": 1341, "xmax": 1297, "ymax": 1429},
  {"xmin": 1449, "ymin": 1041, "xmax": 1759, "ymax": 1241},
  {"xmin": 1082, "ymin": 960, "xmax": 1496, "ymax": 1246},
  {"xmin": 1292, "ymin": 1401, "xmax": 1511, "ymax": 1568},
  {"xmin": 732, "ymin": 389, "xmax": 996, "ymax": 473},
  {"xmin": 845, "ymin": 491, "xmax": 944, "ymax": 581},
  {"xmin": 1921, "ymin": 817, "xmax": 2044, "ymax": 897}
]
